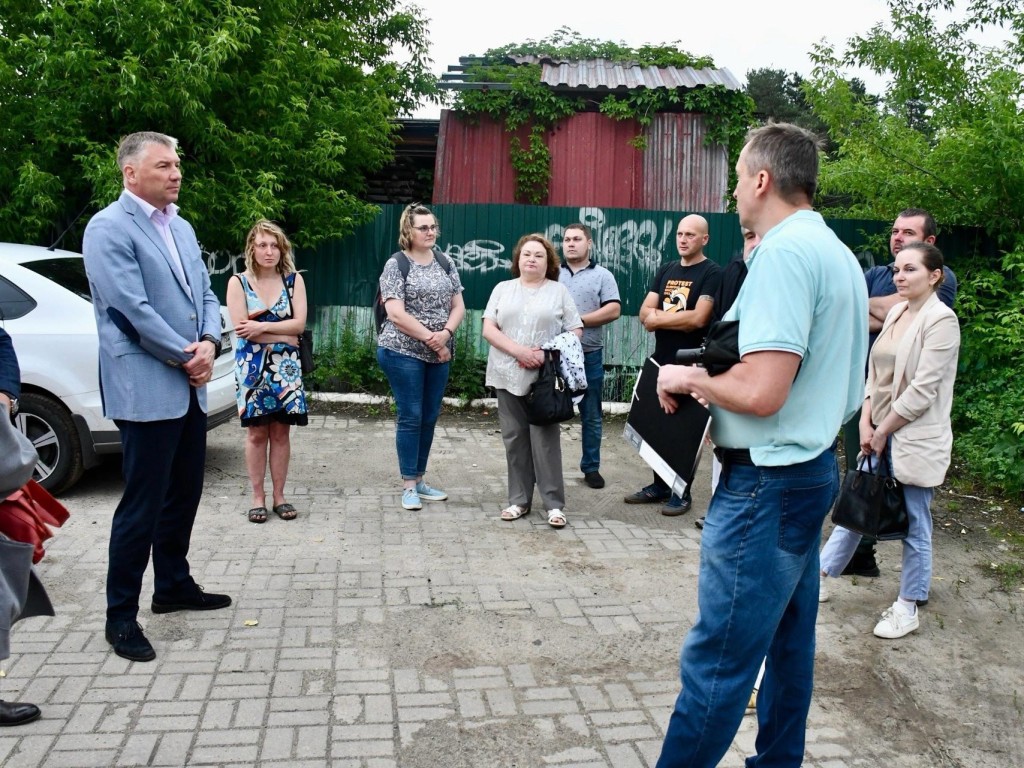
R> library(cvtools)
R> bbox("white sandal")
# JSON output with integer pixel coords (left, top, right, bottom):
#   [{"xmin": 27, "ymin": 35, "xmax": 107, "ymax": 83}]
[
  {"xmin": 500, "ymin": 504, "xmax": 530, "ymax": 521},
  {"xmin": 547, "ymin": 509, "xmax": 567, "ymax": 528}
]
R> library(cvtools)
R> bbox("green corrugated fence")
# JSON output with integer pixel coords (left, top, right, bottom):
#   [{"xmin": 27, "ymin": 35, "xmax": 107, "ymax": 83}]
[{"xmin": 207, "ymin": 203, "xmax": 987, "ymax": 395}]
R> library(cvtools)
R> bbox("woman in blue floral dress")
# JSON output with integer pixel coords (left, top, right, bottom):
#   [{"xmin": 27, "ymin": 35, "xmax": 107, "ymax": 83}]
[{"xmin": 226, "ymin": 220, "xmax": 308, "ymax": 523}]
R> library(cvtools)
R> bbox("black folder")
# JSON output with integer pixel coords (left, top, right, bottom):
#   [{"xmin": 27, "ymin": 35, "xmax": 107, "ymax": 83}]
[{"xmin": 623, "ymin": 357, "xmax": 711, "ymax": 497}]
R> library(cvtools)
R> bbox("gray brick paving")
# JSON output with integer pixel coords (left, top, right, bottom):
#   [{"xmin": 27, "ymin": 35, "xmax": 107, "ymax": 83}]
[{"xmin": 0, "ymin": 411, "xmax": 1012, "ymax": 766}]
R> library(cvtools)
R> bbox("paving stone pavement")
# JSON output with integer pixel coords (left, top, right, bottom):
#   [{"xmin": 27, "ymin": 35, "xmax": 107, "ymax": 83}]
[{"xmin": 0, "ymin": 411, "xmax": 991, "ymax": 767}]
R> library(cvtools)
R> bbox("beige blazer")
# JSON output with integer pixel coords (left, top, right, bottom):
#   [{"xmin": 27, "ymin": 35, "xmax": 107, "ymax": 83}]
[{"xmin": 867, "ymin": 292, "xmax": 960, "ymax": 487}]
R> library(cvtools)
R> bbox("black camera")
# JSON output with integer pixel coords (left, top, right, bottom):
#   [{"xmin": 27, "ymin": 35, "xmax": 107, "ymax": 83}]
[{"xmin": 673, "ymin": 320, "xmax": 740, "ymax": 376}]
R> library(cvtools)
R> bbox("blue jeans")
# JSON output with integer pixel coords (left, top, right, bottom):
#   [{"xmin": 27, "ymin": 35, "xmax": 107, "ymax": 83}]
[
  {"xmin": 377, "ymin": 347, "xmax": 450, "ymax": 480},
  {"xmin": 657, "ymin": 448, "xmax": 839, "ymax": 768},
  {"xmin": 577, "ymin": 349, "xmax": 604, "ymax": 473},
  {"xmin": 820, "ymin": 449, "xmax": 935, "ymax": 602}
]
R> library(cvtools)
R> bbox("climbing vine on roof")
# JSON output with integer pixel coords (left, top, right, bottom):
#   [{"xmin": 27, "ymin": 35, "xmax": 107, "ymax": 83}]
[{"xmin": 452, "ymin": 29, "xmax": 754, "ymax": 204}]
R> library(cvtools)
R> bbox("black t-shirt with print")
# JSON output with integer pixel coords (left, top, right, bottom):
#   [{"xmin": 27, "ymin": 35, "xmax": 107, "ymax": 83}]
[{"xmin": 648, "ymin": 258, "xmax": 722, "ymax": 363}]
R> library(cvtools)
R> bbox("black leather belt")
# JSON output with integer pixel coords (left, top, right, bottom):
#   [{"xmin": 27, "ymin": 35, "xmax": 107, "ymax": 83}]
[{"xmin": 714, "ymin": 447, "xmax": 755, "ymax": 466}]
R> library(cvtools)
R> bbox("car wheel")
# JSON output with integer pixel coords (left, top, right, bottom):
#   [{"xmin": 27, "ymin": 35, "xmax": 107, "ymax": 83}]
[{"xmin": 16, "ymin": 392, "xmax": 85, "ymax": 494}]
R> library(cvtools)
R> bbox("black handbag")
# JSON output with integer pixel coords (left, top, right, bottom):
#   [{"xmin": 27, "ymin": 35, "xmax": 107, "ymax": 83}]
[
  {"xmin": 525, "ymin": 350, "xmax": 575, "ymax": 426},
  {"xmin": 285, "ymin": 274, "xmax": 316, "ymax": 374},
  {"xmin": 297, "ymin": 332, "xmax": 315, "ymax": 374},
  {"xmin": 831, "ymin": 449, "xmax": 909, "ymax": 541}
]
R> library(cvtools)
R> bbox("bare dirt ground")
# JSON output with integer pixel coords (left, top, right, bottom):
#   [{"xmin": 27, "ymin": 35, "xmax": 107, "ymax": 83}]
[{"xmin": 313, "ymin": 399, "xmax": 1024, "ymax": 767}]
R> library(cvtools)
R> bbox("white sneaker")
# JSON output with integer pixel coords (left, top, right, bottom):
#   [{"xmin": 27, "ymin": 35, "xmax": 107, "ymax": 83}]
[
  {"xmin": 818, "ymin": 579, "xmax": 830, "ymax": 603},
  {"xmin": 873, "ymin": 601, "xmax": 919, "ymax": 639}
]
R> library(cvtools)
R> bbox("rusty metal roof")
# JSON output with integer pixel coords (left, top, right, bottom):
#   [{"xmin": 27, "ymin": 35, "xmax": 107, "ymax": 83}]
[
  {"xmin": 508, "ymin": 55, "xmax": 741, "ymax": 91},
  {"xmin": 438, "ymin": 55, "xmax": 741, "ymax": 92}
]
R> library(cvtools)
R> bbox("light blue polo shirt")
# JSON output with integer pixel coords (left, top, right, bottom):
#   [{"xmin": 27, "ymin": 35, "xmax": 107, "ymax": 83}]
[{"xmin": 711, "ymin": 210, "xmax": 869, "ymax": 466}]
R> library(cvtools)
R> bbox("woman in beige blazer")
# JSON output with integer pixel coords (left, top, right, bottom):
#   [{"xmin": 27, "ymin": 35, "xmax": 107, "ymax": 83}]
[{"xmin": 820, "ymin": 242, "xmax": 960, "ymax": 639}]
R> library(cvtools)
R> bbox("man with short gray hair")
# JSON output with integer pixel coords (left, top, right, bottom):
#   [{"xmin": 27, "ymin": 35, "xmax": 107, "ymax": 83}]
[{"xmin": 84, "ymin": 131, "xmax": 231, "ymax": 663}]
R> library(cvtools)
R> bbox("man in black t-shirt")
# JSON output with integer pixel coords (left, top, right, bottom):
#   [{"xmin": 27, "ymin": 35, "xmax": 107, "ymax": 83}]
[{"xmin": 624, "ymin": 214, "xmax": 722, "ymax": 516}]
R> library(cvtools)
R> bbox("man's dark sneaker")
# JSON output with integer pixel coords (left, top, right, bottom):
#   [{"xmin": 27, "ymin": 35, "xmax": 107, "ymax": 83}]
[
  {"xmin": 916, "ymin": 599, "xmax": 928, "ymax": 607},
  {"xmin": 624, "ymin": 483, "xmax": 671, "ymax": 504},
  {"xmin": 661, "ymin": 494, "xmax": 693, "ymax": 517},
  {"xmin": 841, "ymin": 557, "xmax": 881, "ymax": 578},
  {"xmin": 105, "ymin": 620, "xmax": 156, "ymax": 662},
  {"xmin": 152, "ymin": 587, "xmax": 232, "ymax": 615},
  {"xmin": 695, "ymin": 516, "xmax": 706, "ymax": 530},
  {"xmin": 583, "ymin": 472, "xmax": 605, "ymax": 489}
]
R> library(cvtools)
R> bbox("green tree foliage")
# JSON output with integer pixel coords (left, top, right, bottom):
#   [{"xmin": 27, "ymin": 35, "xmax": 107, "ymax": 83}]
[
  {"xmin": 452, "ymin": 28, "xmax": 753, "ymax": 204},
  {"xmin": 745, "ymin": 68, "xmax": 820, "ymax": 127},
  {"xmin": 0, "ymin": 0, "xmax": 436, "ymax": 252},
  {"xmin": 806, "ymin": 0, "xmax": 1024, "ymax": 495}
]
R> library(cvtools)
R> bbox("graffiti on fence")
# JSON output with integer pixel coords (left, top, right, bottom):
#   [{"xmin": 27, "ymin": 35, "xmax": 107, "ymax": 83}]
[
  {"xmin": 545, "ymin": 207, "xmax": 676, "ymax": 274},
  {"xmin": 440, "ymin": 239, "xmax": 507, "ymax": 275},
  {"xmin": 205, "ymin": 249, "xmax": 244, "ymax": 276}
]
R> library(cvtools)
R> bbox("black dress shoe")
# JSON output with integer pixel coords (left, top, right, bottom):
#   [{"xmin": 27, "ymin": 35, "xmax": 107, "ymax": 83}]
[
  {"xmin": 152, "ymin": 587, "xmax": 232, "ymax": 615},
  {"xmin": 0, "ymin": 700, "xmax": 41, "ymax": 727},
  {"xmin": 105, "ymin": 620, "xmax": 156, "ymax": 662},
  {"xmin": 583, "ymin": 471, "xmax": 605, "ymax": 489}
]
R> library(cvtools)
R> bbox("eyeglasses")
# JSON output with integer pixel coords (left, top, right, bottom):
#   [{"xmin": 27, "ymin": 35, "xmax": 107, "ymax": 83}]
[{"xmin": 412, "ymin": 225, "xmax": 439, "ymax": 233}]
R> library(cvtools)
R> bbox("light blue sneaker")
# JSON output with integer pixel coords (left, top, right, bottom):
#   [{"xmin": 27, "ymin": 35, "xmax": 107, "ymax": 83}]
[
  {"xmin": 401, "ymin": 488, "xmax": 422, "ymax": 510},
  {"xmin": 415, "ymin": 481, "xmax": 448, "ymax": 502}
]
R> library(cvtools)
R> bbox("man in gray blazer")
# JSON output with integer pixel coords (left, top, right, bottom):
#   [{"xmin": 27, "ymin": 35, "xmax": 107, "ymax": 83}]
[{"xmin": 84, "ymin": 132, "xmax": 231, "ymax": 662}]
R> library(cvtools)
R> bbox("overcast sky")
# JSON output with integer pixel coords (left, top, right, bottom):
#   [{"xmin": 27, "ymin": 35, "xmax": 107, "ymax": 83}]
[{"xmin": 407, "ymin": 0, "xmax": 895, "ymax": 117}]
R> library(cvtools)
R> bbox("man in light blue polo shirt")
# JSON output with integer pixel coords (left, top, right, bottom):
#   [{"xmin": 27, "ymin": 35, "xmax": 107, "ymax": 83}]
[
  {"xmin": 558, "ymin": 223, "xmax": 621, "ymax": 489},
  {"xmin": 653, "ymin": 123, "xmax": 868, "ymax": 768}
]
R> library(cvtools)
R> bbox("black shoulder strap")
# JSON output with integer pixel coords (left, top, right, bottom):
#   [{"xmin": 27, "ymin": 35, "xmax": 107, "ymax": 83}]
[
  {"xmin": 433, "ymin": 248, "xmax": 452, "ymax": 274},
  {"xmin": 390, "ymin": 249, "xmax": 452, "ymax": 285},
  {"xmin": 392, "ymin": 251, "xmax": 411, "ymax": 280},
  {"xmin": 284, "ymin": 272, "xmax": 294, "ymax": 316}
]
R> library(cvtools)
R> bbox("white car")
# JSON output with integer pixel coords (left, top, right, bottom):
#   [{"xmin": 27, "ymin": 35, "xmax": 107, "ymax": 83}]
[{"xmin": 0, "ymin": 243, "xmax": 237, "ymax": 494}]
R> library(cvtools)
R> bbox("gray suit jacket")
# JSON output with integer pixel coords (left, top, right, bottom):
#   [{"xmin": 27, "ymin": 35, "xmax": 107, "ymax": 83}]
[{"xmin": 83, "ymin": 191, "xmax": 220, "ymax": 421}]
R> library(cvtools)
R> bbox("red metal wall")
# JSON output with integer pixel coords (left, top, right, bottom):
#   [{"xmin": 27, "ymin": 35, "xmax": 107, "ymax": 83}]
[
  {"xmin": 434, "ymin": 110, "xmax": 728, "ymax": 212},
  {"xmin": 434, "ymin": 112, "xmax": 522, "ymax": 204},
  {"xmin": 547, "ymin": 112, "xmax": 643, "ymax": 207}
]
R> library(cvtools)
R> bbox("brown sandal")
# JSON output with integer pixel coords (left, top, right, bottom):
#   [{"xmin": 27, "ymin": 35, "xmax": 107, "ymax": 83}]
[
  {"xmin": 273, "ymin": 503, "xmax": 297, "ymax": 520},
  {"xmin": 248, "ymin": 507, "xmax": 268, "ymax": 524}
]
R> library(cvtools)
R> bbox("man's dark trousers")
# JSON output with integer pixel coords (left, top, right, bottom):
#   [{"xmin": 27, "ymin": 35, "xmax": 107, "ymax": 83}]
[{"xmin": 109, "ymin": 389, "xmax": 206, "ymax": 621}]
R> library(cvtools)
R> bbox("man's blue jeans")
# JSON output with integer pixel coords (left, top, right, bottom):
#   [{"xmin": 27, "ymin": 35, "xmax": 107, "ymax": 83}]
[
  {"xmin": 577, "ymin": 349, "xmax": 604, "ymax": 473},
  {"xmin": 657, "ymin": 447, "xmax": 839, "ymax": 768},
  {"xmin": 376, "ymin": 347, "xmax": 450, "ymax": 480}
]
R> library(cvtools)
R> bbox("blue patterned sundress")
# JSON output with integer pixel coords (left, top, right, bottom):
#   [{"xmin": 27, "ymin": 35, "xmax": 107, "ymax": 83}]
[{"xmin": 234, "ymin": 273, "xmax": 309, "ymax": 427}]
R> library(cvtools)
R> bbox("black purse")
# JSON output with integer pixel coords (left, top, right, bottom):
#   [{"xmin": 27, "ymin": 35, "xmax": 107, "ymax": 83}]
[
  {"xmin": 525, "ymin": 350, "xmax": 575, "ymax": 426},
  {"xmin": 285, "ymin": 274, "xmax": 315, "ymax": 374},
  {"xmin": 831, "ymin": 448, "xmax": 909, "ymax": 541},
  {"xmin": 297, "ymin": 333, "xmax": 315, "ymax": 374}
]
